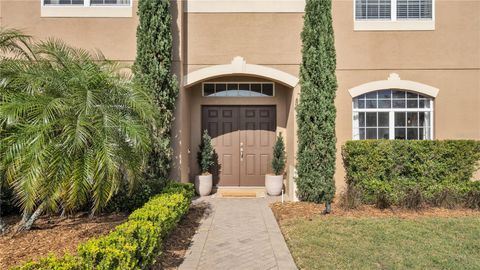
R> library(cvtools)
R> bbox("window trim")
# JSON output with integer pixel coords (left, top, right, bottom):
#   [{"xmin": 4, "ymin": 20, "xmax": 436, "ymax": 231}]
[
  {"xmin": 202, "ymin": 82, "xmax": 276, "ymax": 98},
  {"xmin": 353, "ymin": 0, "xmax": 435, "ymax": 31},
  {"xmin": 40, "ymin": 0, "xmax": 132, "ymax": 17}
]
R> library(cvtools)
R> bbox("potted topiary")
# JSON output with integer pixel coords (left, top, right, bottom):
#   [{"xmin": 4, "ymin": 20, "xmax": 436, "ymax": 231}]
[
  {"xmin": 265, "ymin": 133, "xmax": 286, "ymax": 196},
  {"xmin": 195, "ymin": 130, "xmax": 214, "ymax": 196}
]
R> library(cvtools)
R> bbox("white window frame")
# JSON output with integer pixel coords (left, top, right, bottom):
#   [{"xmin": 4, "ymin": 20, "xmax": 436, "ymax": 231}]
[
  {"xmin": 353, "ymin": 0, "xmax": 435, "ymax": 31},
  {"xmin": 40, "ymin": 0, "xmax": 132, "ymax": 17},
  {"xmin": 352, "ymin": 93, "xmax": 434, "ymax": 140},
  {"xmin": 202, "ymin": 82, "xmax": 276, "ymax": 98}
]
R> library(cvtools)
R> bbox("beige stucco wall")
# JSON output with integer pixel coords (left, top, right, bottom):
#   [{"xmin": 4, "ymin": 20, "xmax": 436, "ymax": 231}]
[{"xmin": 2, "ymin": 0, "xmax": 479, "ymax": 192}]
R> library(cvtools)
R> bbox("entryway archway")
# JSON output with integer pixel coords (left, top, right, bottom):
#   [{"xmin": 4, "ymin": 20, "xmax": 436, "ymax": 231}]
[{"xmin": 183, "ymin": 57, "xmax": 299, "ymax": 188}]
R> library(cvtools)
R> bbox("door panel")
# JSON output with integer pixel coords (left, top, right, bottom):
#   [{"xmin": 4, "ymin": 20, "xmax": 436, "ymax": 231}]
[
  {"xmin": 239, "ymin": 106, "xmax": 276, "ymax": 186},
  {"xmin": 202, "ymin": 106, "xmax": 240, "ymax": 186},
  {"xmin": 202, "ymin": 105, "xmax": 276, "ymax": 187}
]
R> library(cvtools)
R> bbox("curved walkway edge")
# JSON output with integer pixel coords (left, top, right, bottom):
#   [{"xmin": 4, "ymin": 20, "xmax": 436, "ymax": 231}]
[{"xmin": 179, "ymin": 197, "xmax": 298, "ymax": 270}]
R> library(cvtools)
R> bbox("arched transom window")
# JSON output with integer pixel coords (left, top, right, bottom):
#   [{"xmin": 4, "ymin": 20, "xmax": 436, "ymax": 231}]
[{"xmin": 353, "ymin": 89, "xmax": 433, "ymax": 140}]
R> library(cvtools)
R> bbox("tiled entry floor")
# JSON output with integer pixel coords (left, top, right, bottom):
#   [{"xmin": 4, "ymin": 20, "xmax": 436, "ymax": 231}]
[{"xmin": 179, "ymin": 197, "xmax": 297, "ymax": 270}]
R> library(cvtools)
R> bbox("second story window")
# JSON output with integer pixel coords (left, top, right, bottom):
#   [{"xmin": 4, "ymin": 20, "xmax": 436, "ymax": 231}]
[
  {"xmin": 43, "ymin": 0, "xmax": 129, "ymax": 5},
  {"xmin": 356, "ymin": 0, "xmax": 432, "ymax": 20},
  {"xmin": 354, "ymin": 0, "xmax": 434, "ymax": 30},
  {"xmin": 355, "ymin": 0, "xmax": 391, "ymax": 20},
  {"xmin": 397, "ymin": 0, "xmax": 432, "ymax": 19},
  {"xmin": 90, "ymin": 0, "xmax": 129, "ymax": 5},
  {"xmin": 44, "ymin": 0, "xmax": 84, "ymax": 4},
  {"xmin": 41, "ymin": 0, "xmax": 132, "ymax": 17}
]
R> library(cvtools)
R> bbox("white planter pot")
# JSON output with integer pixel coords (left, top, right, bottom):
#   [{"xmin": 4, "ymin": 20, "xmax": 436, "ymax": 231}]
[
  {"xmin": 195, "ymin": 174, "xmax": 212, "ymax": 196},
  {"xmin": 265, "ymin": 174, "xmax": 283, "ymax": 196}
]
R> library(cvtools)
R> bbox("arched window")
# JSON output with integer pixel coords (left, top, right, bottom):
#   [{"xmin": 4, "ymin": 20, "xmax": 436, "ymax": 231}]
[{"xmin": 352, "ymin": 89, "xmax": 433, "ymax": 140}]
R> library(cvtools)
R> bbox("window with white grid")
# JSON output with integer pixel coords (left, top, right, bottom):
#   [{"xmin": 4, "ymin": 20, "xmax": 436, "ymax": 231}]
[
  {"xmin": 43, "ymin": 0, "xmax": 130, "ymax": 5},
  {"xmin": 397, "ymin": 0, "xmax": 433, "ymax": 19},
  {"xmin": 355, "ymin": 0, "xmax": 433, "ymax": 20},
  {"xmin": 353, "ymin": 89, "xmax": 433, "ymax": 140}
]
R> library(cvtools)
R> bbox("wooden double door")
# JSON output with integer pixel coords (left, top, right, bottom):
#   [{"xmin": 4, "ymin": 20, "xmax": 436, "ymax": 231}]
[{"xmin": 201, "ymin": 105, "xmax": 276, "ymax": 186}]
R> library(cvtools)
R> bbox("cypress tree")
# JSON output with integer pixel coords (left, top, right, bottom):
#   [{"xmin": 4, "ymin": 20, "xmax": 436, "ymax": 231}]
[
  {"xmin": 272, "ymin": 134, "xmax": 286, "ymax": 176},
  {"xmin": 296, "ymin": 0, "xmax": 338, "ymax": 212},
  {"xmin": 134, "ymin": 0, "xmax": 178, "ymax": 181}
]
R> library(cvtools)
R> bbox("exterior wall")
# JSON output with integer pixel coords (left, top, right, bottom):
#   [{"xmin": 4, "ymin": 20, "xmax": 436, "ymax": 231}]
[
  {"xmin": 0, "ymin": 0, "xmax": 138, "ymax": 62},
  {"xmin": 1, "ymin": 0, "xmax": 479, "ymax": 192}
]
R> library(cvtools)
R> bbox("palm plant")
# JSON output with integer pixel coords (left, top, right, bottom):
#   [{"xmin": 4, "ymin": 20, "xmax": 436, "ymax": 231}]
[{"xmin": 0, "ymin": 29, "xmax": 156, "ymax": 231}]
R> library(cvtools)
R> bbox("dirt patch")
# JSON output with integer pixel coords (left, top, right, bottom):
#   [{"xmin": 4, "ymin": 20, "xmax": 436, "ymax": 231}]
[
  {"xmin": 271, "ymin": 202, "xmax": 480, "ymax": 222},
  {"xmin": 0, "ymin": 213, "xmax": 127, "ymax": 269},
  {"xmin": 153, "ymin": 201, "xmax": 212, "ymax": 270}
]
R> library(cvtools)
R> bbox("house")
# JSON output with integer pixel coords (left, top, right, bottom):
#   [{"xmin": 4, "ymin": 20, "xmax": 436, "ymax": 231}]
[{"xmin": 1, "ymin": 0, "xmax": 479, "ymax": 198}]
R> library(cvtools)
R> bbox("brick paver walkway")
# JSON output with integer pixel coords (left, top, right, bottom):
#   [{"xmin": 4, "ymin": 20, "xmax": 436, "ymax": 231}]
[{"xmin": 179, "ymin": 198, "xmax": 297, "ymax": 270}]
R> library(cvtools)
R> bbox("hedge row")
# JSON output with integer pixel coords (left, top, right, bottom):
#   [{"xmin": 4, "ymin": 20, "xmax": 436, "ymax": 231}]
[
  {"xmin": 14, "ymin": 182, "xmax": 194, "ymax": 270},
  {"xmin": 342, "ymin": 140, "xmax": 480, "ymax": 209}
]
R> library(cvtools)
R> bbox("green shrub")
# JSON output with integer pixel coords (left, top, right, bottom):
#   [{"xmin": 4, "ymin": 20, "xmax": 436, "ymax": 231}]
[
  {"xmin": 271, "ymin": 134, "xmax": 286, "ymax": 175},
  {"xmin": 197, "ymin": 130, "xmax": 214, "ymax": 174},
  {"xmin": 296, "ymin": 0, "xmax": 337, "ymax": 205},
  {"xmin": 14, "ymin": 182, "xmax": 193, "ymax": 270},
  {"xmin": 134, "ymin": 0, "xmax": 178, "ymax": 181},
  {"xmin": 342, "ymin": 140, "xmax": 480, "ymax": 208},
  {"xmin": 12, "ymin": 254, "xmax": 81, "ymax": 270},
  {"xmin": 104, "ymin": 177, "xmax": 165, "ymax": 213},
  {"xmin": 465, "ymin": 181, "xmax": 480, "ymax": 209}
]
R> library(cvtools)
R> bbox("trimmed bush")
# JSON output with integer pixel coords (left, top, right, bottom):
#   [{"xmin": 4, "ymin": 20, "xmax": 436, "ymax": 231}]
[
  {"xmin": 13, "ymin": 182, "xmax": 194, "ymax": 270},
  {"xmin": 342, "ymin": 140, "xmax": 480, "ymax": 208}
]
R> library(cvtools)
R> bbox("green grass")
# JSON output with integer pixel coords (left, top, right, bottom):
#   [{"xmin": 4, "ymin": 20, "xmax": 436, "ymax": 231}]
[{"xmin": 281, "ymin": 216, "xmax": 480, "ymax": 270}]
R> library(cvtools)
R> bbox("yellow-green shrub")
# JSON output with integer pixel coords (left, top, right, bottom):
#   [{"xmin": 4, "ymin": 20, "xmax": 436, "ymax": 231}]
[{"xmin": 13, "ymin": 182, "xmax": 194, "ymax": 270}]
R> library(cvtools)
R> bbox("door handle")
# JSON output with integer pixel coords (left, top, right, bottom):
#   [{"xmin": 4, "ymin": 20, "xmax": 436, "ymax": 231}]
[{"xmin": 240, "ymin": 142, "xmax": 244, "ymax": 161}]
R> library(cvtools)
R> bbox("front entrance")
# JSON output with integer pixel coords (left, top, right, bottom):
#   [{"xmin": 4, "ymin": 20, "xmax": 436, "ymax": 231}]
[{"xmin": 202, "ymin": 105, "xmax": 276, "ymax": 186}]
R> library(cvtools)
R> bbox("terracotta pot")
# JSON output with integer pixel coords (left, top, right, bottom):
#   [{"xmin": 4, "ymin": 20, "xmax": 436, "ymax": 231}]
[
  {"xmin": 195, "ymin": 174, "xmax": 212, "ymax": 196},
  {"xmin": 265, "ymin": 174, "xmax": 283, "ymax": 196}
]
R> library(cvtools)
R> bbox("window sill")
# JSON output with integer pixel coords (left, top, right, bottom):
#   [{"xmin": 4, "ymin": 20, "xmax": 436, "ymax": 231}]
[
  {"xmin": 41, "ymin": 5, "xmax": 132, "ymax": 17},
  {"xmin": 354, "ymin": 20, "xmax": 435, "ymax": 31}
]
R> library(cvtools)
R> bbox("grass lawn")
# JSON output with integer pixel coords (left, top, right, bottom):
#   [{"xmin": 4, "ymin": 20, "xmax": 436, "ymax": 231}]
[{"xmin": 274, "ymin": 204, "xmax": 480, "ymax": 270}]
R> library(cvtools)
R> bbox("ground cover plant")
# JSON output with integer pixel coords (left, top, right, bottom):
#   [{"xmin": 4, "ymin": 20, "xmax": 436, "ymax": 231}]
[
  {"xmin": 342, "ymin": 140, "xmax": 480, "ymax": 209},
  {"xmin": 13, "ymin": 182, "xmax": 194, "ymax": 270},
  {"xmin": 272, "ymin": 202, "xmax": 480, "ymax": 270}
]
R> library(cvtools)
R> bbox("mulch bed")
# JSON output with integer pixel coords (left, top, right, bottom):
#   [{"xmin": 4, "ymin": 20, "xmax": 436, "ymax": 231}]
[
  {"xmin": 153, "ymin": 201, "xmax": 212, "ymax": 270},
  {"xmin": 0, "ymin": 213, "xmax": 127, "ymax": 269},
  {"xmin": 271, "ymin": 202, "xmax": 480, "ymax": 222}
]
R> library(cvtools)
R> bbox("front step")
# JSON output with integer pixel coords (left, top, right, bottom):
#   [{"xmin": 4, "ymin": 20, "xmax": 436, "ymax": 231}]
[{"xmin": 214, "ymin": 187, "xmax": 266, "ymax": 198}]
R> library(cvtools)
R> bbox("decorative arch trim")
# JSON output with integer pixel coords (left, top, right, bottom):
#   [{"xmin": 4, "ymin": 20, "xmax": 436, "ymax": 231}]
[
  {"xmin": 348, "ymin": 73, "xmax": 439, "ymax": 98},
  {"xmin": 183, "ymin": 56, "xmax": 299, "ymax": 88}
]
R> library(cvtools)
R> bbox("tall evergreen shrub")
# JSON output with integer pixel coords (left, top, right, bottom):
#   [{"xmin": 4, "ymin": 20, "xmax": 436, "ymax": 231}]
[
  {"xmin": 296, "ymin": 0, "xmax": 338, "ymax": 209},
  {"xmin": 134, "ymin": 0, "xmax": 178, "ymax": 181}
]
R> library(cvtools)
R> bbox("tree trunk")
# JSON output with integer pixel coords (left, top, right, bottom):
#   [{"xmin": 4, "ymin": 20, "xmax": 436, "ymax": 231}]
[
  {"xmin": 323, "ymin": 201, "xmax": 332, "ymax": 214},
  {"xmin": 0, "ymin": 185, "xmax": 6, "ymax": 234},
  {"xmin": 0, "ymin": 217, "xmax": 5, "ymax": 234},
  {"xmin": 16, "ymin": 205, "xmax": 43, "ymax": 232}
]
